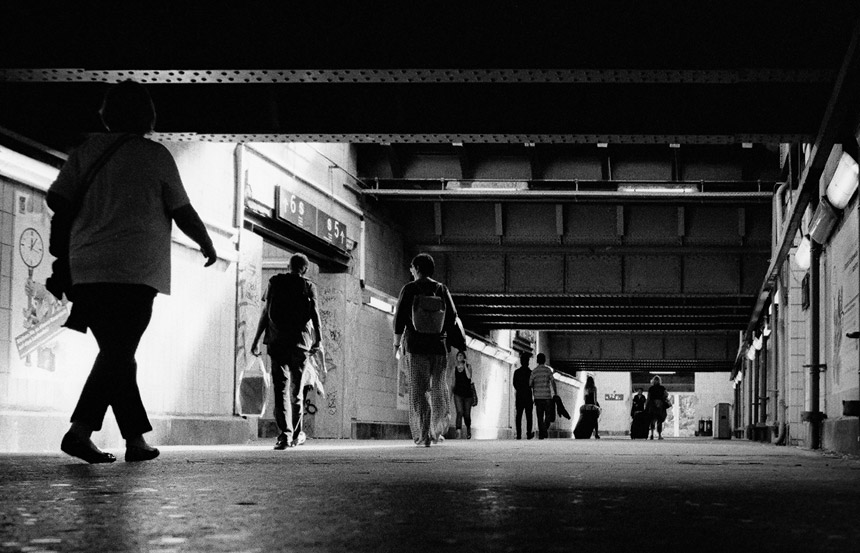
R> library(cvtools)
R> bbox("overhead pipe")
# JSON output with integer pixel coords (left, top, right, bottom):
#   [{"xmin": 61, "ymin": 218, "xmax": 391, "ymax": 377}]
[
  {"xmin": 806, "ymin": 241, "xmax": 823, "ymax": 449},
  {"xmin": 361, "ymin": 188, "xmax": 772, "ymax": 202},
  {"xmin": 770, "ymin": 297, "xmax": 787, "ymax": 445},
  {"xmin": 759, "ymin": 330, "xmax": 768, "ymax": 427}
]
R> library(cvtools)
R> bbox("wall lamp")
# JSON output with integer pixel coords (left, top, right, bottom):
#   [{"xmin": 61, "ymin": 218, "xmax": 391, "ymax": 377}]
[
  {"xmin": 0, "ymin": 145, "xmax": 60, "ymax": 191},
  {"xmin": 808, "ymin": 152, "xmax": 859, "ymax": 244},
  {"xmin": 753, "ymin": 333, "xmax": 763, "ymax": 350},
  {"xmin": 809, "ymin": 197, "xmax": 839, "ymax": 244},
  {"xmin": 794, "ymin": 234, "xmax": 812, "ymax": 270},
  {"xmin": 826, "ymin": 151, "xmax": 859, "ymax": 210}
]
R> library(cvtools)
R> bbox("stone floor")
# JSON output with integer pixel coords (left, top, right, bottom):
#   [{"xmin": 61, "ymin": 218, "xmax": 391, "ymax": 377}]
[{"xmin": 1, "ymin": 437, "xmax": 858, "ymax": 552}]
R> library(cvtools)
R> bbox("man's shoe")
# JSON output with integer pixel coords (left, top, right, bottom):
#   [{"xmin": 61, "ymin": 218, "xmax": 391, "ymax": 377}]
[
  {"xmin": 61, "ymin": 433, "xmax": 116, "ymax": 464},
  {"xmin": 125, "ymin": 445, "xmax": 160, "ymax": 463},
  {"xmin": 527, "ymin": 432, "xmax": 534, "ymax": 440},
  {"xmin": 274, "ymin": 434, "xmax": 293, "ymax": 450},
  {"xmin": 292, "ymin": 432, "xmax": 307, "ymax": 447}
]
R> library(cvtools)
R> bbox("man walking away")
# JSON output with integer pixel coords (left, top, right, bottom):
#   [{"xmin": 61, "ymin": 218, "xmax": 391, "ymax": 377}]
[
  {"xmin": 252, "ymin": 253, "xmax": 322, "ymax": 449},
  {"xmin": 529, "ymin": 353, "xmax": 557, "ymax": 440}
]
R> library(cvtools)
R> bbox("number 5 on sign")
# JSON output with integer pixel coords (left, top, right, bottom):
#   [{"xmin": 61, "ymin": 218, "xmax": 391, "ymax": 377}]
[{"xmin": 319, "ymin": 211, "xmax": 347, "ymax": 250}]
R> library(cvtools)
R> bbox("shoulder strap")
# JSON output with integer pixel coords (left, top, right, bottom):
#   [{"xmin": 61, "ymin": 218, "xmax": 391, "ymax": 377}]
[{"xmin": 72, "ymin": 134, "xmax": 136, "ymax": 213}]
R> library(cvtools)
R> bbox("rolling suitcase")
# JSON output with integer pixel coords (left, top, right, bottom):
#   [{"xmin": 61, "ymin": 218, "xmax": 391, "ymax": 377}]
[
  {"xmin": 630, "ymin": 411, "xmax": 650, "ymax": 439},
  {"xmin": 574, "ymin": 405, "xmax": 600, "ymax": 439}
]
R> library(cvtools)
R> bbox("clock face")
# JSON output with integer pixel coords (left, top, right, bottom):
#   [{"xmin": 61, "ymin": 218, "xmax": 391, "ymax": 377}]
[{"xmin": 19, "ymin": 228, "xmax": 44, "ymax": 268}]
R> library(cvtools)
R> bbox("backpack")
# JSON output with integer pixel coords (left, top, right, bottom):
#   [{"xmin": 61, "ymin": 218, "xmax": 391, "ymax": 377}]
[
  {"xmin": 412, "ymin": 282, "xmax": 446, "ymax": 334},
  {"xmin": 267, "ymin": 273, "xmax": 313, "ymax": 332}
]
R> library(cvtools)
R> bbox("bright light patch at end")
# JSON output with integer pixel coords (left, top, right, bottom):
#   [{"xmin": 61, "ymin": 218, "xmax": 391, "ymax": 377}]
[{"xmin": 618, "ymin": 185, "xmax": 699, "ymax": 194}]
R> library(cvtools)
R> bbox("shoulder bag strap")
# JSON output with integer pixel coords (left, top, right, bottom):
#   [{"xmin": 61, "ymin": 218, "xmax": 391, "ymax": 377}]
[{"xmin": 71, "ymin": 134, "xmax": 135, "ymax": 214}]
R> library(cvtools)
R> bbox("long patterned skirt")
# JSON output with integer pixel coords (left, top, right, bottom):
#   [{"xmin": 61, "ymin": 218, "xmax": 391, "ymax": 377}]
[{"xmin": 405, "ymin": 352, "xmax": 450, "ymax": 445}]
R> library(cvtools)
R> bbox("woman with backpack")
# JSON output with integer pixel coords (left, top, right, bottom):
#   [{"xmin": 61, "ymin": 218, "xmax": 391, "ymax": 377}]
[{"xmin": 394, "ymin": 253, "xmax": 466, "ymax": 447}]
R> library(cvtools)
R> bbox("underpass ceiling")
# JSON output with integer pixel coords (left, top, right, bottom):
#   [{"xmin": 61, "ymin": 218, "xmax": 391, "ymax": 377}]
[
  {"xmin": 1, "ymin": 4, "xmax": 859, "ymax": 151},
  {"xmin": 2, "ymin": 3, "xmax": 858, "ymax": 364}
]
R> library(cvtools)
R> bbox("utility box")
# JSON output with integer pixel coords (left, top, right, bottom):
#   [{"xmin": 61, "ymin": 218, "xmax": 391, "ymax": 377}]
[{"xmin": 713, "ymin": 403, "xmax": 732, "ymax": 439}]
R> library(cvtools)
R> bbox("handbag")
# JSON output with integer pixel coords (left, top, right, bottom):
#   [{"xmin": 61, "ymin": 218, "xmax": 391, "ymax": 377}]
[
  {"xmin": 46, "ymin": 134, "xmax": 134, "ymax": 301},
  {"xmin": 470, "ymin": 382, "xmax": 478, "ymax": 407}
]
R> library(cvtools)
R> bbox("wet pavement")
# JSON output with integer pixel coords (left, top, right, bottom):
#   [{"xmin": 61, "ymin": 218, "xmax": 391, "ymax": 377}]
[{"xmin": 1, "ymin": 437, "xmax": 859, "ymax": 552}]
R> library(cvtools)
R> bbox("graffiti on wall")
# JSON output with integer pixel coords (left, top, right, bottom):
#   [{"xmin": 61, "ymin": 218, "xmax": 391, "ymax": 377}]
[
  {"xmin": 316, "ymin": 283, "xmax": 346, "ymax": 432},
  {"xmin": 829, "ymin": 204, "xmax": 859, "ymax": 384},
  {"xmin": 235, "ymin": 229, "xmax": 264, "ymax": 414}
]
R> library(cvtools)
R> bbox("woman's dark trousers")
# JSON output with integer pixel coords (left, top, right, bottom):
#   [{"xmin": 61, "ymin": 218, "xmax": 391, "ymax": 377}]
[
  {"xmin": 70, "ymin": 284, "xmax": 157, "ymax": 439},
  {"xmin": 453, "ymin": 394, "xmax": 472, "ymax": 431}
]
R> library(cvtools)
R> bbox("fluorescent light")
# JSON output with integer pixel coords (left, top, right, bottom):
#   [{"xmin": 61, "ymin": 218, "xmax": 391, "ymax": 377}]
[
  {"xmin": 618, "ymin": 185, "xmax": 699, "ymax": 194},
  {"xmin": 365, "ymin": 295, "xmax": 394, "ymax": 314},
  {"xmin": 650, "ymin": 371, "xmax": 676, "ymax": 375},
  {"xmin": 0, "ymin": 145, "xmax": 60, "ymax": 191}
]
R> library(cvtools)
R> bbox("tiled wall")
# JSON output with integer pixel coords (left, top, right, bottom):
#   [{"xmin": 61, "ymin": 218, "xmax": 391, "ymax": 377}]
[{"xmin": 0, "ymin": 178, "xmax": 13, "ymax": 379}]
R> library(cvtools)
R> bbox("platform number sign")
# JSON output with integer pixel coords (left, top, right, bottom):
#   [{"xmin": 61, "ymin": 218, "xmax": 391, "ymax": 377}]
[
  {"xmin": 319, "ymin": 210, "xmax": 347, "ymax": 250},
  {"xmin": 278, "ymin": 191, "xmax": 317, "ymax": 233},
  {"xmin": 276, "ymin": 188, "xmax": 348, "ymax": 251}
]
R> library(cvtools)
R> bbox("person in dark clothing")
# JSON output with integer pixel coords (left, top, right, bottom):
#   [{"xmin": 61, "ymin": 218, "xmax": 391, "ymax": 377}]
[
  {"xmin": 646, "ymin": 375, "xmax": 670, "ymax": 440},
  {"xmin": 512, "ymin": 352, "xmax": 534, "ymax": 440},
  {"xmin": 451, "ymin": 351, "xmax": 474, "ymax": 439},
  {"xmin": 584, "ymin": 375, "xmax": 601, "ymax": 439},
  {"xmin": 393, "ymin": 253, "xmax": 466, "ymax": 447},
  {"xmin": 252, "ymin": 253, "xmax": 322, "ymax": 450},
  {"xmin": 631, "ymin": 387, "xmax": 647, "ymax": 417},
  {"xmin": 50, "ymin": 81, "xmax": 217, "ymax": 464}
]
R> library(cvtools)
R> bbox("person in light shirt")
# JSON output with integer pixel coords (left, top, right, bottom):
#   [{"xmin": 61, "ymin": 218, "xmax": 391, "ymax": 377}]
[{"xmin": 529, "ymin": 353, "xmax": 557, "ymax": 440}]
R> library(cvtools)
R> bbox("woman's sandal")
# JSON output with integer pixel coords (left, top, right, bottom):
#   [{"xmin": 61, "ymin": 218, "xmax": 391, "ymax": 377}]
[{"xmin": 61, "ymin": 433, "xmax": 116, "ymax": 464}]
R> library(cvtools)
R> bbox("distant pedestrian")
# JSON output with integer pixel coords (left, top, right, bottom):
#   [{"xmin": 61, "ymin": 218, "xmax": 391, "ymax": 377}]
[
  {"xmin": 252, "ymin": 253, "xmax": 322, "ymax": 450},
  {"xmin": 631, "ymin": 388, "xmax": 646, "ymax": 417},
  {"xmin": 529, "ymin": 353, "xmax": 557, "ymax": 439},
  {"xmin": 394, "ymin": 253, "xmax": 466, "ymax": 447},
  {"xmin": 49, "ymin": 80, "xmax": 217, "ymax": 464},
  {"xmin": 513, "ymin": 352, "xmax": 534, "ymax": 440},
  {"xmin": 646, "ymin": 375, "xmax": 670, "ymax": 440},
  {"xmin": 584, "ymin": 376, "xmax": 601, "ymax": 439},
  {"xmin": 451, "ymin": 351, "xmax": 474, "ymax": 439}
]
